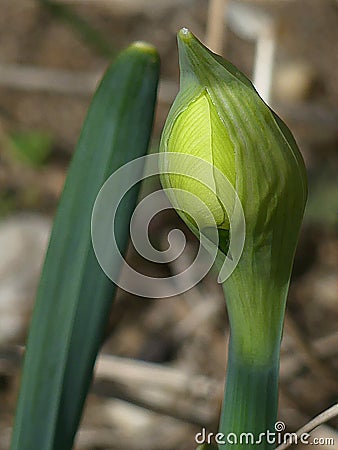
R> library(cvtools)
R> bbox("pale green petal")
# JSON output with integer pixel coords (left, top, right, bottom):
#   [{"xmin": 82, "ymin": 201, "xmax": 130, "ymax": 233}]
[{"xmin": 166, "ymin": 92, "xmax": 235, "ymax": 229}]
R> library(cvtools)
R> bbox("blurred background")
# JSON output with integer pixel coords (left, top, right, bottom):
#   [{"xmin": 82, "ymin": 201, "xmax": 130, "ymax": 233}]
[{"xmin": 0, "ymin": 0, "xmax": 337, "ymax": 449}]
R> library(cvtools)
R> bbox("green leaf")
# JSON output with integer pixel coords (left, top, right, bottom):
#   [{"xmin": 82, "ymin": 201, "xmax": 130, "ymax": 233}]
[{"xmin": 11, "ymin": 42, "xmax": 159, "ymax": 450}]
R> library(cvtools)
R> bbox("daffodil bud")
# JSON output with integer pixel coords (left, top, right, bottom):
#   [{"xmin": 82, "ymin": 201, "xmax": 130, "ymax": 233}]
[
  {"xmin": 160, "ymin": 29, "xmax": 308, "ymax": 448},
  {"xmin": 160, "ymin": 29, "xmax": 307, "ymax": 362}
]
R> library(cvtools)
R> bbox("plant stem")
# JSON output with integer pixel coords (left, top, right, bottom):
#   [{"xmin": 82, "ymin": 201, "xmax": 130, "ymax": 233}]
[{"xmin": 219, "ymin": 337, "xmax": 279, "ymax": 449}]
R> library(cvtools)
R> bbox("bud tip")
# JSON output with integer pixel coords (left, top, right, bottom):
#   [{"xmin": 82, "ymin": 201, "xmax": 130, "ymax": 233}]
[{"xmin": 178, "ymin": 27, "xmax": 193, "ymax": 42}]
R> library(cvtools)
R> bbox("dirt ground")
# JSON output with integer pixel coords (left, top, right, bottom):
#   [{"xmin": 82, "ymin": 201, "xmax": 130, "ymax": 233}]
[{"xmin": 0, "ymin": 1, "xmax": 337, "ymax": 449}]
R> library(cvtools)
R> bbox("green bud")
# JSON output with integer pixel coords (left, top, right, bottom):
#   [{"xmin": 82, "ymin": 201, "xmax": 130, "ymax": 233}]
[
  {"xmin": 159, "ymin": 29, "xmax": 307, "ymax": 362},
  {"xmin": 166, "ymin": 90, "xmax": 235, "ymax": 230}
]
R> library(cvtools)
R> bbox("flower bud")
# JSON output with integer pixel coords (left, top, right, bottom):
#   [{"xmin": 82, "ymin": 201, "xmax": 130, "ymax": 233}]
[
  {"xmin": 160, "ymin": 29, "xmax": 307, "ymax": 362},
  {"xmin": 164, "ymin": 90, "xmax": 236, "ymax": 231}
]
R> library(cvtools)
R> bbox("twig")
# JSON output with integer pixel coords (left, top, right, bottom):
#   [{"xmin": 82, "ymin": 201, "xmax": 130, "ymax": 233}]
[
  {"xmin": 252, "ymin": 24, "xmax": 275, "ymax": 104},
  {"xmin": 0, "ymin": 63, "xmax": 101, "ymax": 96},
  {"xmin": 95, "ymin": 354, "xmax": 221, "ymax": 425},
  {"xmin": 275, "ymin": 404, "xmax": 338, "ymax": 450},
  {"xmin": 76, "ymin": 397, "xmax": 197, "ymax": 449},
  {"xmin": 0, "ymin": 62, "xmax": 177, "ymax": 104},
  {"xmin": 226, "ymin": 1, "xmax": 276, "ymax": 103},
  {"xmin": 307, "ymin": 425, "xmax": 338, "ymax": 450},
  {"xmin": 0, "ymin": 346, "xmax": 219, "ymax": 424},
  {"xmin": 205, "ymin": 0, "xmax": 228, "ymax": 54},
  {"xmin": 0, "ymin": 346, "xmax": 218, "ymax": 400},
  {"xmin": 2, "ymin": 399, "xmax": 197, "ymax": 450},
  {"xmin": 95, "ymin": 353, "xmax": 219, "ymax": 400},
  {"xmin": 312, "ymin": 331, "xmax": 338, "ymax": 358}
]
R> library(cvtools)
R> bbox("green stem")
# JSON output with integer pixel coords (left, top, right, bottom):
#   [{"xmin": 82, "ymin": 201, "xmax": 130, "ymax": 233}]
[{"xmin": 219, "ymin": 338, "xmax": 279, "ymax": 450}]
